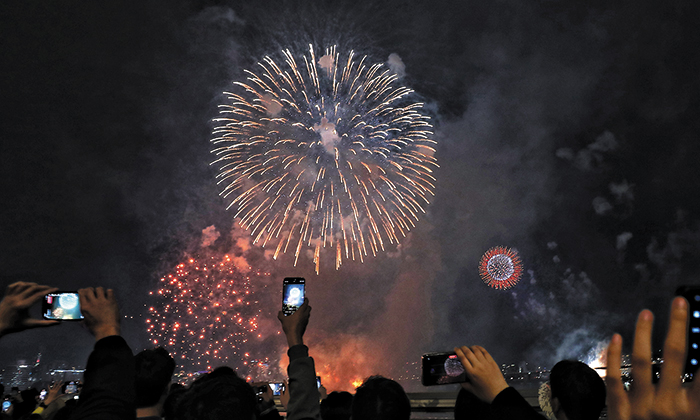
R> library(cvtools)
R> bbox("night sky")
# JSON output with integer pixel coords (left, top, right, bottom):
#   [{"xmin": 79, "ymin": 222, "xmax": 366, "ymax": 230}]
[{"xmin": 2, "ymin": 0, "xmax": 700, "ymax": 390}]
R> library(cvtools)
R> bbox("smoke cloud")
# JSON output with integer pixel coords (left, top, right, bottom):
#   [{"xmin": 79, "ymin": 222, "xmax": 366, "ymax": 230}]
[{"xmin": 3, "ymin": 0, "xmax": 700, "ymax": 385}]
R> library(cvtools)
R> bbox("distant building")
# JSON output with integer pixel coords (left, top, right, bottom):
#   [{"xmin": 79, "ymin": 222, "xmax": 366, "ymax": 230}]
[{"xmin": 8, "ymin": 360, "xmax": 31, "ymax": 388}]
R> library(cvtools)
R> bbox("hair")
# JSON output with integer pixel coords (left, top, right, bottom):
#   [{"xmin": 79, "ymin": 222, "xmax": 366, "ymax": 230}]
[
  {"xmin": 549, "ymin": 360, "xmax": 606, "ymax": 420},
  {"xmin": 174, "ymin": 369, "xmax": 258, "ymax": 420},
  {"xmin": 352, "ymin": 376, "xmax": 411, "ymax": 420},
  {"xmin": 321, "ymin": 391, "xmax": 353, "ymax": 420},
  {"xmin": 134, "ymin": 347, "xmax": 176, "ymax": 408},
  {"xmin": 163, "ymin": 385, "xmax": 187, "ymax": 420},
  {"xmin": 12, "ymin": 388, "xmax": 40, "ymax": 419}
]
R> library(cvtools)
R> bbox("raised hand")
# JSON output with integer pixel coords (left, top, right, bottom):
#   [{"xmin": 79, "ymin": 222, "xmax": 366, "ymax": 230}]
[
  {"xmin": 0, "ymin": 281, "xmax": 59, "ymax": 337},
  {"xmin": 455, "ymin": 345, "xmax": 509, "ymax": 403},
  {"xmin": 606, "ymin": 297, "xmax": 700, "ymax": 420},
  {"xmin": 79, "ymin": 287, "xmax": 121, "ymax": 341}
]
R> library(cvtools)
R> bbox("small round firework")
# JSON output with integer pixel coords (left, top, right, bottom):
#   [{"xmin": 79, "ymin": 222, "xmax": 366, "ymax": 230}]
[{"xmin": 478, "ymin": 246, "xmax": 523, "ymax": 290}]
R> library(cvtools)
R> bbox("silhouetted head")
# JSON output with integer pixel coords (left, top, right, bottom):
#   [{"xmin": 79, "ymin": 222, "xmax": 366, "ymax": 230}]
[
  {"xmin": 352, "ymin": 376, "xmax": 410, "ymax": 420},
  {"xmin": 550, "ymin": 360, "xmax": 605, "ymax": 420},
  {"xmin": 162, "ymin": 385, "xmax": 187, "ymax": 420},
  {"xmin": 174, "ymin": 368, "xmax": 258, "ymax": 420},
  {"xmin": 134, "ymin": 347, "xmax": 176, "ymax": 408},
  {"xmin": 321, "ymin": 391, "xmax": 353, "ymax": 420}
]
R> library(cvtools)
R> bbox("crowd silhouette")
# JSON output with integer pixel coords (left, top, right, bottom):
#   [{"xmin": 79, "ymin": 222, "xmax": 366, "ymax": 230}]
[{"xmin": 0, "ymin": 281, "xmax": 698, "ymax": 420}]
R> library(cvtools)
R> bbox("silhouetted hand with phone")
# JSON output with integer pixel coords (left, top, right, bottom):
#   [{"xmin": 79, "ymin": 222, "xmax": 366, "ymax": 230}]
[
  {"xmin": 279, "ymin": 380, "xmax": 290, "ymax": 410},
  {"xmin": 278, "ymin": 297, "xmax": 311, "ymax": 347},
  {"xmin": 44, "ymin": 381, "xmax": 64, "ymax": 406},
  {"xmin": 606, "ymin": 296, "xmax": 700, "ymax": 420},
  {"xmin": 78, "ymin": 287, "xmax": 120, "ymax": 341},
  {"xmin": 0, "ymin": 281, "xmax": 59, "ymax": 338},
  {"xmin": 454, "ymin": 345, "xmax": 509, "ymax": 403}
]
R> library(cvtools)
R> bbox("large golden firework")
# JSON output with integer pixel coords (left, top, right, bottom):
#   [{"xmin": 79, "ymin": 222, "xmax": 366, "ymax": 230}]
[{"xmin": 211, "ymin": 45, "xmax": 438, "ymax": 273}]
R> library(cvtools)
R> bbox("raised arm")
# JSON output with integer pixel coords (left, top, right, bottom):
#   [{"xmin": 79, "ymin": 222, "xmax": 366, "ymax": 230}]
[
  {"xmin": 70, "ymin": 287, "xmax": 135, "ymax": 420},
  {"xmin": 278, "ymin": 298, "xmax": 321, "ymax": 420}
]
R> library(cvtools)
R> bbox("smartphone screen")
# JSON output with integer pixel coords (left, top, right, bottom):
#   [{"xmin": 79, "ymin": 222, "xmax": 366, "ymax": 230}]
[
  {"xmin": 421, "ymin": 352, "xmax": 467, "ymax": 386},
  {"xmin": 282, "ymin": 278, "xmax": 305, "ymax": 316},
  {"xmin": 677, "ymin": 285, "xmax": 700, "ymax": 381},
  {"xmin": 2, "ymin": 401, "xmax": 11, "ymax": 412},
  {"xmin": 65, "ymin": 382, "xmax": 78, "ymax": 394},
  {"xmin": 316, "ymin": 376, "xmax": 322, "ymax": 388},
  {"xmin": 43, "ymin": 292, "xmax": 84, "ymax": 320},
  {"xmin": 269, "ymin": 382, "xmax": 284, "ymax": 396}
]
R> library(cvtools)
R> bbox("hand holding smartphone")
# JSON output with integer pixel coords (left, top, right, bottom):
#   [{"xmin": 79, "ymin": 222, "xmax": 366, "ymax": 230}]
[
  {"xmin": 42, "ymin": 292, "xmax": 84, "ymax": 321},
  {"xmin": 282, "ymin": 278, "xmax": 305, "ymax": 316},
  {"xmin": 421, "ymin": 352, "xmax": 467, "ymax": 386}
]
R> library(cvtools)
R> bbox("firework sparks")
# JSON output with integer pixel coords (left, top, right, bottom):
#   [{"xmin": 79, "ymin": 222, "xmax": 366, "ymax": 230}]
[
  {"xmin": 478, "ymin": 246, "xmax": 523, "ymax": 290},
  {"xmin": 146, "ymin": 254, "xmax": 277, "ymax": 375},
  {"xmin": 584, "ymin": 340, "xmax": 610, "ymax": 379},
  {"xmin": 212, "ymin": 45, "xmax": 438, "ymax": 273}
]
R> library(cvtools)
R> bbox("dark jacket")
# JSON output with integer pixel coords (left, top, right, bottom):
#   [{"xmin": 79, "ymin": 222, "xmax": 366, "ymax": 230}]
[{"xmin": 70, "ymin": 335, "xmax": 135, "ymax": 420}]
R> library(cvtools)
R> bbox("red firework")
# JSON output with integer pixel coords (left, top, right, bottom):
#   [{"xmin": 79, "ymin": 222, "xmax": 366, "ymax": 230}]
[{"xmin": 478, "ymin": 246, "xmax": 523, "ymax": 290}]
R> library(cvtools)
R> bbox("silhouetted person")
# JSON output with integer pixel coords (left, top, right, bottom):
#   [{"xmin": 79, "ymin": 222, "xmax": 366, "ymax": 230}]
[
  {"xmin": 453, "ymin": 346, "xmax": 605, "ymax": 420},
  {"xmin": 320, "ymin": 391, "xmax": 352, "ymax": 420},
  {"xmin": 135, "ymin": 347, "xmax": 176, "ymax": 419},
  {"xmin": 174, "ymin": 369, "xmax": 258, "ymax": 420},
  {"xmin": 351, "ymin": 376, "xmax": 411, "ymax": 420},
  {"xmin": 549, "ymin": 360, "xmax": 605, "ymax": 420}
]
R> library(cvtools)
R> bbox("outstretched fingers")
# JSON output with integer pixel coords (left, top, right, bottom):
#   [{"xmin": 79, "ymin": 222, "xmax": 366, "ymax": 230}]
[
  {"xmin": 606, "ymin": 334, "xmax": 629, "ymax": 420},
  {"xmin": 657, "ymin": 297, "xmax": 688, "ymax": 395},
  {"xmin": 630, "ymin": 309, "xmax": 654, "ymax": 396}
]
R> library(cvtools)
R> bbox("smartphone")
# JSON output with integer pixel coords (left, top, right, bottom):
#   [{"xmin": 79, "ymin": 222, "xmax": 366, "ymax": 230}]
[
  {"xmin": 2, "ymin": 400, "xmax": 11, "ymax": 412},
  {"xmin": 43, "ymin": 292, "xmax": 84, "ymax": 321},
  {"xmin": 64, "ymin": 381, "xmax": 78, "ymax": 394},
  {"xmin": 269, "ymin": 382, "xmax": 285, "ymax": 396},
  {"xmin": 316, "ymin": 376, "xmax": 322, "ymax": 388},
  {"xmin": 677, "ymin": 285, "xmax": 700, "ymax": 381},
  {"xmin": 421, "ymin": 352, "xmax": 467, "ymax": 386},
  {"xmin": 282, "ymin": 277, "xmax": 305, "ymax": 316},
  {"xmin": 39, "ymin": 389, "xmax": 47, "ymax": 400}
]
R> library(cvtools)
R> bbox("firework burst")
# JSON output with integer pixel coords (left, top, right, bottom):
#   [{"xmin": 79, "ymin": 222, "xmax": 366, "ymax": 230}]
[
  {"xmin": 211, "ymin": 45, "xmax": 438, "ymax": 273},
  {"xmin": 478, "ymin": 246, "xmax": 523, "ymax": 290},
  {"xmin": 146, "ymin": 254, "xmax": 277, "ymax": 376}
]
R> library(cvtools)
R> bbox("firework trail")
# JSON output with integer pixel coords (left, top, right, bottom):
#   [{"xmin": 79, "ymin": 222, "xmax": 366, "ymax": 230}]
[
  {"xmin": 478, "ymin": 246, "xmax": 523, "ymax": 290},
  {"xmin": 212, "ymin": 45, "xmax": 438, "ymax": 273},
  {"xmin": 146, "ymin": 254, "xmax": 278, "ymax": 378}
]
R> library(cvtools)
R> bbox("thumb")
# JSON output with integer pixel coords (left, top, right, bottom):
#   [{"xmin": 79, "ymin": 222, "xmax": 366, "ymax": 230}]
[{"xmin": 24, "ymin": 319, "xmax": 60, "ymax": 329}]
